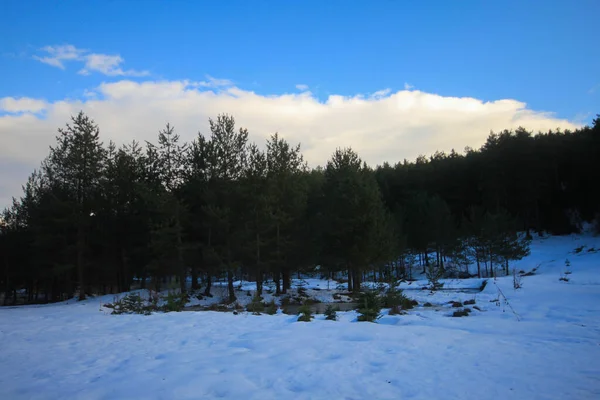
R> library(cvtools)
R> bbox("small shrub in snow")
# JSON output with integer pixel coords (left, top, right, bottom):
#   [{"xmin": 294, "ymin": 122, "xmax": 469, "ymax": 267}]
[
  {"xmin": 560, "ymin": 259, "xmax": 572, "ymax": 282},
  {"xmin": 573, "ymin": 246, "xmax": 585, "ymax": 254},
  {"xmin": 464, "ymin": 299, "xmax": 476, "ymax": 305},
  {"xmin": 423, "ymin": 302, "xmax": 433, "ymax": 307},
  {"xmin": 161, "ymin": 291, "xmax": 187, "ymax": 312},
  {"xmin": 513, "ymin": 269, "xmax": 523, "ymax": 290},
  {"xmin": 451, "ymin": 301, "xmax": 463, "ymax": 308},
  {"xmin": 246, "ymin": 295, "xmax": 265, "ymax": 315},
  {"xmin": 382, "ymin": 287, "xmax": 405, "ymax": 308},
  {"xmin": 382, "ymin": 284, "xmax": 416, "ymax": 312},
  {"xmin": 425, "ymin": 263, "xmax": 444, "ymax": 291},
  {"xmin": 473, "ymin": 306, "xmax": 482, "ymax": 311},
  {"xmin": 452, "ymin": 309, "xmax": 469, "ymax": 317},
  {"xmin": 109, "ymin": 293, "xmax": 154, "ymax": 315},
  {"xmin": 324, "ymin": 305, "xmax": 338, "ymax": 321},
  {"xmin": 265, "ymin": 300, "xmax": 278, "ymax": 315},
  {"xmin": 297, "ymin": 304, "xmax": 313, "ymax": 322},
  {"xmin": 357, "ymin": 290, "xmax": 382, "ymax": 322}
]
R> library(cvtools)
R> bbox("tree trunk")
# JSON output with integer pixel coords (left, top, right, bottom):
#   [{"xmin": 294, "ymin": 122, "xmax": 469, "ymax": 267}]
[
  {"xmin": 489, "ymin": 248, "xmax": 493, "ymax": 278},
  {"xmin": 176, "ymin": 211, "xmax": 186, "ymax": 294},
  {"xmin": 347, "ymin": 267, "xmax": 353, "ymax": 292},
  {"xmin": 282, "ymin": 269, "xmax": 290, "ymax": 294},
  {"xmin": 274, "ymin": 274, "xmax": 281, "ymax": 295},
  {"xmin": 121, "ymin": 247, "xmax": 129, "ymax": 292},
  {"xmin": 191, "ymin": 248, "xmax": 200, "ymax": 291},
  {"xmin": 256, "ymin": 271, "xmax": 263, "ymax": 295},
  {"xmin": 353, "ymin": 269, "xmax": 362, "ymax": 293},
  {"xmin": 255, "ymin": 231, "xmax": 262, "ymax": 295},
  {"xmin": 77, "ymin": 221, "xmax": 86, "ymax": 301},
  {"xmin": 227, "ymin": 270, "xmax": 236, "ymax": 303},
  {"xmin": 204, "ymin": 274, "xmax": 212, "ymax": 296}
]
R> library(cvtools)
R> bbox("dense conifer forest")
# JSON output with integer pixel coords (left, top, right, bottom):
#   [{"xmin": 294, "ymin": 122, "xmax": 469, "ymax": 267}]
[{"xmin": 1, "ymin": 113, "xmax": 599, "ymax": 304}]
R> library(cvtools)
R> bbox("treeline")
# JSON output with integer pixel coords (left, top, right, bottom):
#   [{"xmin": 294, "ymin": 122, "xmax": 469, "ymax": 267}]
[{"xmin": 1, "ymin": 112, "xmax": 598, "ymax": 304}]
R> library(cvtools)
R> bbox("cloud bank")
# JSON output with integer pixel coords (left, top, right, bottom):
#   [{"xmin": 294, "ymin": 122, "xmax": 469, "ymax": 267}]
[{"xmin": 0, "ymin": 80, "xmax": 580, "ymax": 208}]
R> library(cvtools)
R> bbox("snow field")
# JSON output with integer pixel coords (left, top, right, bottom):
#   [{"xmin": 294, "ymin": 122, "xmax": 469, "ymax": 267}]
[{"xmin": 1, "ymin": 234, "xmax": 599, "ymax": 399}]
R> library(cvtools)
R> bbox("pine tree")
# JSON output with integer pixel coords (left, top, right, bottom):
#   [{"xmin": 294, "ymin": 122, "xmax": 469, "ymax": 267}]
[
  {"xmin": 203, "ymin": 114, "xmax": 249, "ymax": 302},
  {"xmin": 146, "ymin": 124, "xmax": 189, "ymax": 293},
  {"xmin": 265, "ymin": 133, "xmax": 307, "ymax": 294},
  {"xmin": 44, "ymin": 112, "xmax": 106, "ymax": 300},
  {"xmin": 241, "ymin": 143, "xmax": 271, "ymax": 294},
  {"xmin": 321, "ymin": 148, "xmax": 394, "ymax": 292}
]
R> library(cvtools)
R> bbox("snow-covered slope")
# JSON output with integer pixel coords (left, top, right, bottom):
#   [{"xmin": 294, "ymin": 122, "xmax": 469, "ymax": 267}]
[{"xmin": 1, "ymin": 234, "xmax": 599, "ymax": 399}]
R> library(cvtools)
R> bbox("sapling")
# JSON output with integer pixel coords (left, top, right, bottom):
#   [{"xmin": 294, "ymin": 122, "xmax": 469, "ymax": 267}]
[
  {"xmin": 512, "ymin": 268, "xmax": 523, "ymax": 289},
  {"xmin": 297, "ymin": 303, "xmax": 313, "ymax": 322},
  {"xmin": 324, "ymin": 305, "xmax": 338, "ymax": 321}
]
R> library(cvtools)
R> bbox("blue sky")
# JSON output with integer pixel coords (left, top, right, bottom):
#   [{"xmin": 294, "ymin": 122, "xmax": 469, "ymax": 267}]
[
  {"xmin": 1, "ymin": 0, "xmax": 598, "ymax": 121},
  {"xmin": 0, "ymin": 0, "xmax": 598, "ymax": 207}
]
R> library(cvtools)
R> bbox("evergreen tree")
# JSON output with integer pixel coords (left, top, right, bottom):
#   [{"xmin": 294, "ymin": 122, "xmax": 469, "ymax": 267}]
[
  {"xmin": 146, "ymin": 124, "xmax": 189, "ymax": 293},
  {"xmin": 321, "ymin": 148, "xmax": 393, "ymax": 292},
  {"xmin": 265, "ymin": 133, "xmax": 307, "ymax": 294},
  {"xmin": 203, "ymin": 114, "xmax": 248, "ymax": 302},
  {"xmin": 43, "ymin": 112, "xmax": 106, "ymax": 300}
]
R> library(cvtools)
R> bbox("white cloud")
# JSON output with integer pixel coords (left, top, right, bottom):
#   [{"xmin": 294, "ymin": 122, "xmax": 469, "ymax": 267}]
[
  {"xmin": 0, "ymin": 81, "xmax": 581, "ymax": 208},
  {"xmin": 33, "ymin": 44, "xmax": 149, "ymax": 77},
  {"xmin": 33, "ymin": 45, "xmax": 84, "ymax": 69},
  {"xmin": 371, "ymin": 89, "xmax": 391, "ymax": 99},
  {"xmin": 191, "ymin": 75, "xmax": 233, "ymax": 88},
  {"xmin": 404, "ymin": 82, "xmax": 414, "ymax": 90},
  {"xmin": 0, "ymin": 97, "xmax": 47, "ymax": 113},
  {"xmin": 296, "ymin": 84, "xmax": 309, "ymax": 91}
]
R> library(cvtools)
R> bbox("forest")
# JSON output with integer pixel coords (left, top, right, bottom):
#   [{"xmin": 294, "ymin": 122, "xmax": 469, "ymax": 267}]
[{"xmin": 1, "ymin": 112, "xmax": 599, "ymax": 305}]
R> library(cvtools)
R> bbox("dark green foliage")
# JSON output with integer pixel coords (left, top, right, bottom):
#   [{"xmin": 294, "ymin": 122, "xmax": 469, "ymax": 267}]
[
  {"xmin": 324, "ymin": 305, "xmax": 338, "ymax": 320},
  {"xmin": 3, "ymin": 112, "xmax": 600, "ymax": 305},
  {"xmin": 246, "ymin": 295, "xmax": 265, "ymax": 315},
  {"xmin": 452, "ymin": 309, "xmax": 470, "ymax": 317},
  {"xmin": 297, "ymin": 303, "xmax": 313, "ymax": 322},
  {"xmin": 382, "ymin": 285, "xmax": 415, "ymax": 311},
  {"xmin": 425, "ymin": 263, "xmax": 444, "ymax": 291},
  {"xmin": 451, "ymin": 301, "xmax": 463, "ymax": 308},
  {"xmin": 108, "ymin": 293, "xmax": 153, "ymax": 315},
  {"xmin": 161, "ymin": 291, "xmax": 188, "ymax": 312},
  {"xmin": 320, "ymin": 148, "xmax": 395, "ymax": 293},
  {"xmin": 356, "ymin": 290, "xmax": 382, "ymax": 322},
  {"xmin": 265, "ymin": 299, "xmax": 278, "ymax": 315},
  {"xmin": 464, "ymin": 299, "xmax": 476, "ymax": 305}
]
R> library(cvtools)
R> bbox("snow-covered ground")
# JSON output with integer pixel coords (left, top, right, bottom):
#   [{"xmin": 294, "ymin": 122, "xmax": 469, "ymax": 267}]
[{"xmin": 1, "ymin": 234, "xmax": 600, "ymax": 399}]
